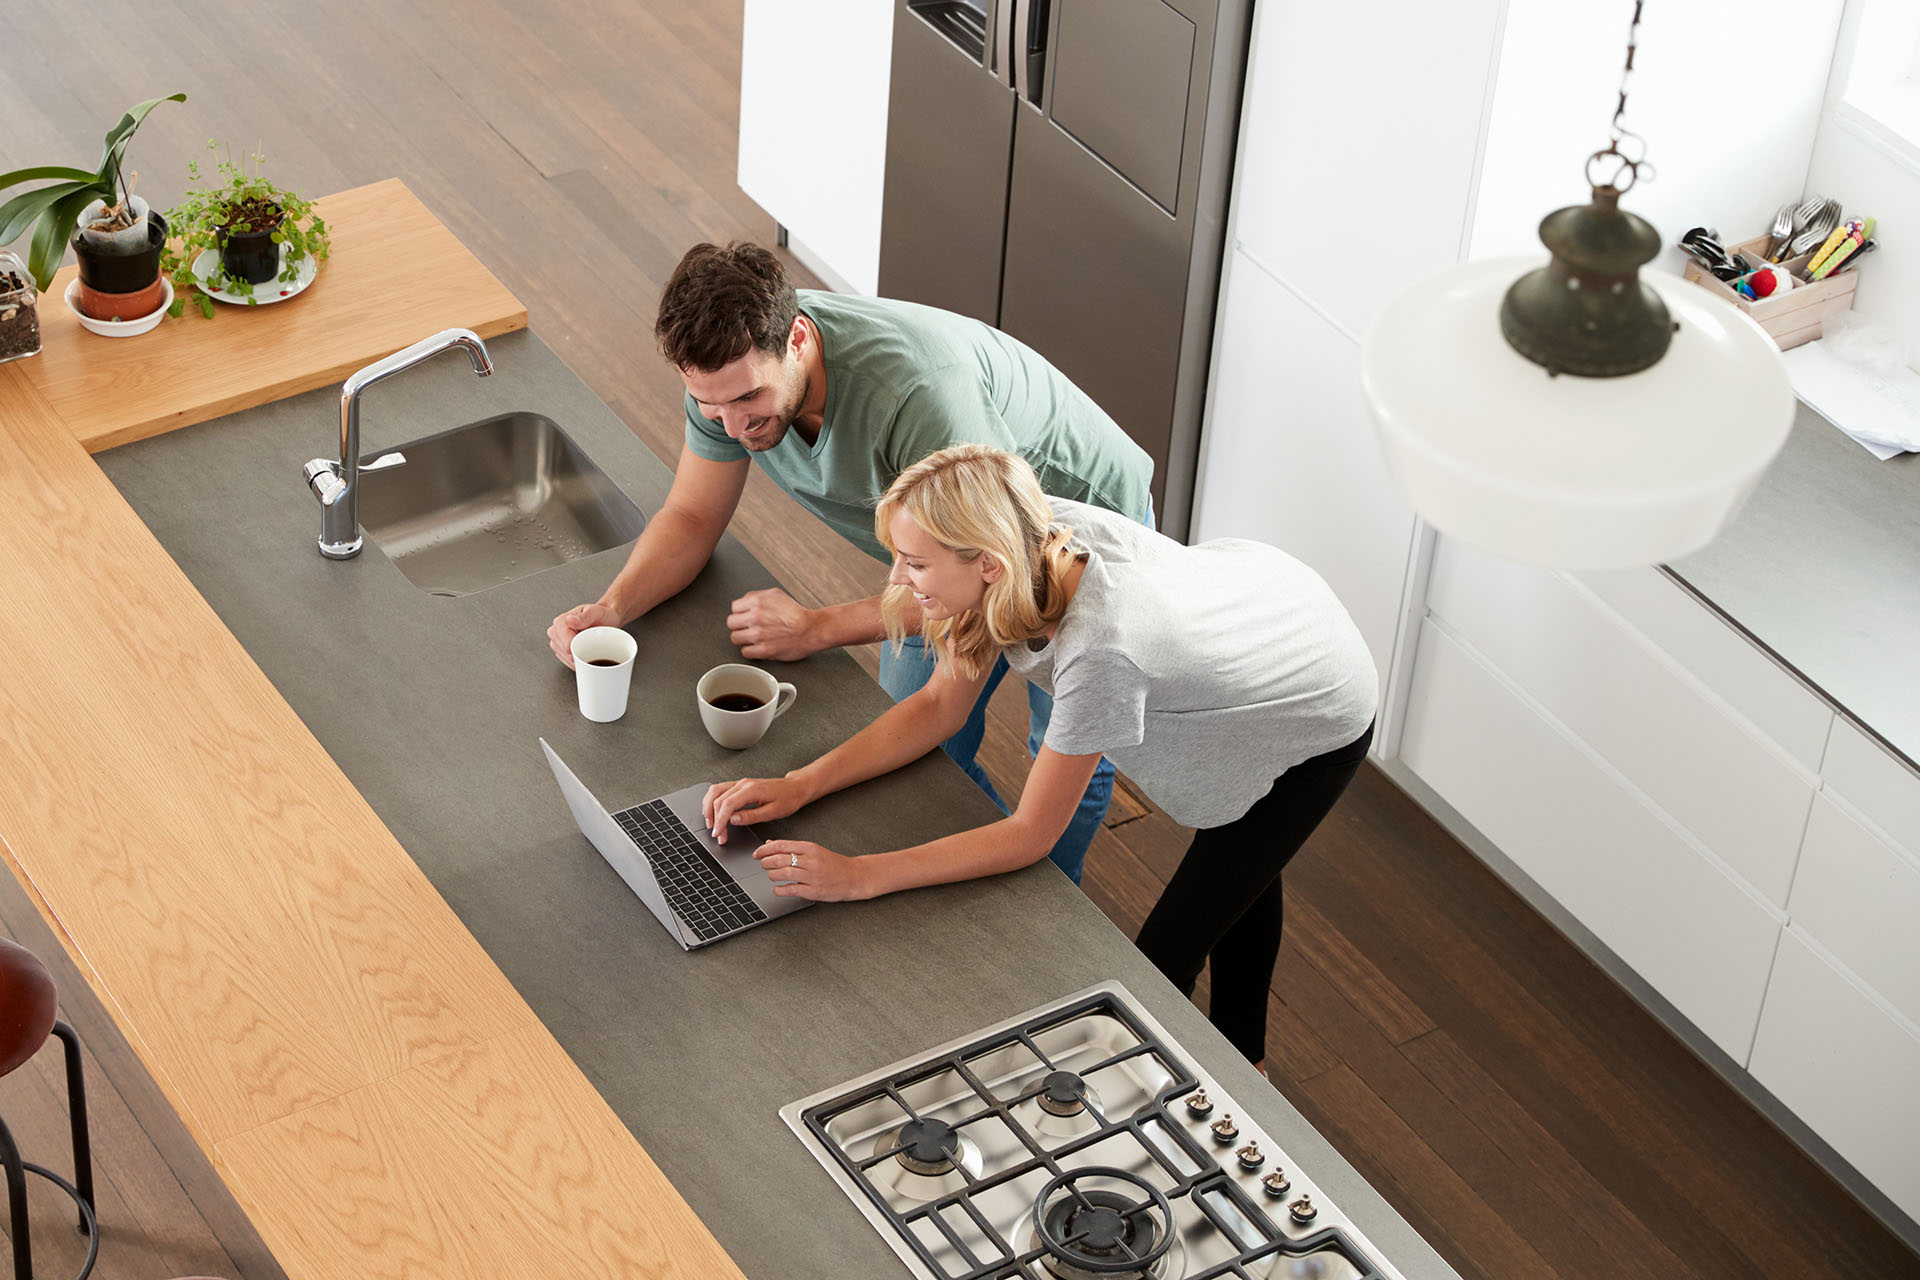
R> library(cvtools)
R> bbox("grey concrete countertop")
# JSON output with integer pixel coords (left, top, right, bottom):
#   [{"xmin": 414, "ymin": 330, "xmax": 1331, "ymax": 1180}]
[
  {"xmin": 1668, "ymin": 398, "xmax": 1920, "ymax": 770},
  {"xmin": 97, "ymin": 329, "xmax": 1457, "ymax": 1280}
]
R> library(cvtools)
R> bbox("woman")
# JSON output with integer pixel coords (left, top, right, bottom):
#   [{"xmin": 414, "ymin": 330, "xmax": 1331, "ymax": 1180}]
[{"xmin": 703, "ymin": 445, "xmax": 1376, "ymax": 1066}]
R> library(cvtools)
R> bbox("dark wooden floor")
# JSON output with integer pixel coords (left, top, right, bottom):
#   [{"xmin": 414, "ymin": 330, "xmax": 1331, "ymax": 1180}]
[{"xmin": 2, "ymin": 1, "xmax": 1915, "ymax": 1277}]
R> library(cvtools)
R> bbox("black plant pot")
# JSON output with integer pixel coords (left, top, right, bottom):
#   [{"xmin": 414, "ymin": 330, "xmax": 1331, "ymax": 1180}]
[
  {"xmin": 73, "ymin": 210, "xmax": 167, "ymax": 295},
  {"xmin": 217, "ymin": 214, "xmax": 283, "ymax": 286}
]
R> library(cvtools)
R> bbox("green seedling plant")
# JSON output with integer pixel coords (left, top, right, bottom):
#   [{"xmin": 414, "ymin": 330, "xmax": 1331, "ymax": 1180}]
[
  {"xmin": 0, "ymin": 93, "xmax": 187, "ymax": 291},
  {"xmin": 162, "ymin": 141, "xmax": 330, "ymax": 317}
]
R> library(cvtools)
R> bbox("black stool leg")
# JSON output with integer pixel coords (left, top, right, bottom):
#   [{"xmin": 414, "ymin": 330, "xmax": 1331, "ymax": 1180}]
[
  {"xmin": 50, "ymin": 1021, "xmax": 92, "ymax": 1232},
  {"xmin": 0, "ymin": 1115, "xmax": 32, "ymax": 1280}
]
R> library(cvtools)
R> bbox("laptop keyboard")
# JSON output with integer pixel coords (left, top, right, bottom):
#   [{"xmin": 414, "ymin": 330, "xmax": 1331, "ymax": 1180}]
[{"xmin": 613, "ymin": 800, "xmax": 769, "ymax": 943}]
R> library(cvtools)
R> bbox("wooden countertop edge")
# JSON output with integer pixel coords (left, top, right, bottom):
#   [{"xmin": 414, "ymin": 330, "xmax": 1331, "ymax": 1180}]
[
  {"xmin": 0, "ymin": 190, "xmax": 747, "ymax": 1279},
  {"xmin": 75, "ymin": 311, "xmax": 529, "ymax": 453}
]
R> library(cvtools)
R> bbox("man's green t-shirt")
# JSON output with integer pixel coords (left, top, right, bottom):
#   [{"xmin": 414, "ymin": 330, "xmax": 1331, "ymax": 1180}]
[{"xmin": 682, "ymin": 291, "xmax": 1154, "ymax": 564}]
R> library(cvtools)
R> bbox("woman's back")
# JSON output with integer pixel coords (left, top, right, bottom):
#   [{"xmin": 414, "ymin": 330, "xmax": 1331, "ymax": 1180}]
[{"xmin": 1004, "ymin": 497, "xmax": 1377, "ymax": 827}]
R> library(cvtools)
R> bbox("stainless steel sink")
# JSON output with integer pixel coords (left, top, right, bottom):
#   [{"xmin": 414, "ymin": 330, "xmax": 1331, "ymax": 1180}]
[{"xmin": 356, "ymin": 412, "xmax": 644, "ymax": 596}]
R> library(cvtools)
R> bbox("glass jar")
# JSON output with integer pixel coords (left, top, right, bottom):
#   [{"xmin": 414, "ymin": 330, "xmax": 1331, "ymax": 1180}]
[{"xmin": 0, "ymin": 250, "xmax": 42, "ymax": 364}]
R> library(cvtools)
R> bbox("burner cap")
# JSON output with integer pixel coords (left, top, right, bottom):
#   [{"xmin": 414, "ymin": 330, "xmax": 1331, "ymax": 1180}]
[
  {"xmin": 1033, "ymin": 1168, "xmax": 1175, "ymax": 1275},
  {"xmin": 1037, "ymin": 1070, "xmax": 1090, "ymax": 1117},
  {"xmin": 893, "ymin": 1117, "xmax": 960, "ymax": 1175}
]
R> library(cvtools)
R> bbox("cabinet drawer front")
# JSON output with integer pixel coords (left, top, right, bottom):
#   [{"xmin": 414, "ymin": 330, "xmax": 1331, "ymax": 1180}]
[
  {"xmin": 1402, "ymin": 621, "xmax": 1781, "ymax": 1062},
  {"xmin": 1791, "ymin": 796, "xmax": 1920, "ymax": 1028},
  {"xmin": 1578, "ymin": 567, "xmax": 1834, "ymax": 773},
  {"xmin": 1750, "ymin": 931, "xmax": 1920, "ymax": 1223},
  {"xmin": 1822, "ymin": 719, "xmax": 1920, "ymax": 859},
  {"xmin": 1426, "ymin": 540, "xmax": 1816, "ymax": 908}
]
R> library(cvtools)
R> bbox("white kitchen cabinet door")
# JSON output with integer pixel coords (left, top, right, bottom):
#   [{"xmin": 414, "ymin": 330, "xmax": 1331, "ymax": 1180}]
[
  {"xmin": 1191, "ymin": 249, "xmax": 1417, "ymax": 693},
  {"xmin": 739, "ymin": 0, "xmax": 893, "ymax": 294},
  {"xmin": 1790, "ymin": 796, "xmax": 1920, "ymax": 1030},
  {"xmin": 1425, "ymin": 540, "xmax": 1817, "ymax": 909},
  {"xmin": 1750, "ymin": 930, "xmax": 1920, "ymax": 1224},
  {"xmin": 1401, "ymin": 621, "xmax": 1784, "ymax": 1062},
  {"xmin": 1228, "ymin": 0, "xmax": 1502, "ymax": 337}
]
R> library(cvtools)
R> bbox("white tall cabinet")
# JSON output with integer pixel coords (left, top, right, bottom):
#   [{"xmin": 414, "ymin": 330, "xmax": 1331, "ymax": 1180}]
[{"xmin": 738, "ymin": 0, "xmax": 893, "ymax": 294}]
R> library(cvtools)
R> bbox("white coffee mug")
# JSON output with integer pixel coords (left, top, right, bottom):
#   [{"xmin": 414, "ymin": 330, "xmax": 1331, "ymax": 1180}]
[
  {"xmin": 571, "ymin": 626, "xmax": 638, "ymax": 722},
  {"xmin": 696, "ymin": 663, "xmax": 797, "ymax": 749}
]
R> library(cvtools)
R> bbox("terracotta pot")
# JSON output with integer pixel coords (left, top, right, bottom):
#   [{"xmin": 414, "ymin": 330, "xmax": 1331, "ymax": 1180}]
[{"xmin": 76, "ymin": 276, "xmax": 166, "ymax": 322}]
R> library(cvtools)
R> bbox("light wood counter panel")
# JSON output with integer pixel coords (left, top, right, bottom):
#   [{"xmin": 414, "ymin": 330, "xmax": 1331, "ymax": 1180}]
[
  {"xmin": 217, "ymin": 1021, "xmax": 745, "ymax": 1280},
  {"xmin": 9, "ymin": 179, "xmax": 527, "ymax": 454},
  {"xmin": 0, "ymin": 185, "xmax": 746, "ymax": 1277}
]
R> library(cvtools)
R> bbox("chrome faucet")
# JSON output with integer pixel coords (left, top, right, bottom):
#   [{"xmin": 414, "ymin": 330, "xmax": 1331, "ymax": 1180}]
[{"xmin": 304, "ymin": 328, "xmax": 495, "ymax": 559}]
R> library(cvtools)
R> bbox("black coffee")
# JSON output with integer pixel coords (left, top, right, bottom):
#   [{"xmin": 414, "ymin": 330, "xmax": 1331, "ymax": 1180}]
[
  {"xmin": 708, "ymin": 693, "xmax": 766, "ymax": 713},
  {"xmin": 584, "ymin": 657, "xmax": 623, "ymax": 667}
]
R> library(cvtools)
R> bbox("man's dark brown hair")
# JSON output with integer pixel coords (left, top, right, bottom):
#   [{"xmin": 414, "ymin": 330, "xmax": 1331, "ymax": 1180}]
[{"xmin": 655, "ymin": 242, "xmax": 799, "ymax": 373}]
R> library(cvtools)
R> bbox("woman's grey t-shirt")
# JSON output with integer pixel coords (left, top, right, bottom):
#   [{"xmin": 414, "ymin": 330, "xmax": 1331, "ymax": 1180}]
[{"xmin": 1004, "ymin": 498, "xmax": 1378, "ymax": 828}]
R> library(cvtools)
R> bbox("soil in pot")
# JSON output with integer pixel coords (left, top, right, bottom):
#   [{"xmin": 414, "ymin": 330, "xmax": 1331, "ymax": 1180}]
[
  {"xmin": 217, "ymin": 198, "xmax": 285, "ymax": 285},
  {"xmin": 0, "ymin": 265, "xmax": 41, "ymax": 363}
]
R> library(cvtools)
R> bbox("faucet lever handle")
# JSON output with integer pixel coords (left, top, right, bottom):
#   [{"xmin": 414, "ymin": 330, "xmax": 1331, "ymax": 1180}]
[{"xmin": 358, "ymin": 451, "xmax": 407, "ymax": 473}]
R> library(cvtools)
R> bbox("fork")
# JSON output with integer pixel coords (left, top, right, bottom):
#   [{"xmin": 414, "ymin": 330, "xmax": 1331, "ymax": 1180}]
[
  {"xmin": 1780, "ymin": 198, "xmax": 1842, "ymax": 264},
  {"xmin": 1760, "ymin": 201, "xmax": 1796, "ymax": 261}
]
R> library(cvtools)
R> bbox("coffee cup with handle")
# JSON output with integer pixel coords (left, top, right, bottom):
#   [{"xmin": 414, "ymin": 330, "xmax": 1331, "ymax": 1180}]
[{"xmin": 697, "ymin": 663, "xmax": 797, "ymax": 749}]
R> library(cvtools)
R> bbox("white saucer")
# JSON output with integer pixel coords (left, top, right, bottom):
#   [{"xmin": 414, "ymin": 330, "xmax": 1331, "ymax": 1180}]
[
  {"xmin": 189, "ymin": 246, "xmax": 319, "ymax": 305},
  {"xmin": 64, "ymin": 277, "xmax": 172, "ymax": 337}
]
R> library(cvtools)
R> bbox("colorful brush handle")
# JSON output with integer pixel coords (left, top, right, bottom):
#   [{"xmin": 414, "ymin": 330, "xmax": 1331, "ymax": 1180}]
[{"xmin": 1809, "ymin": 217, "xmax": 1876, "ymax": 282}]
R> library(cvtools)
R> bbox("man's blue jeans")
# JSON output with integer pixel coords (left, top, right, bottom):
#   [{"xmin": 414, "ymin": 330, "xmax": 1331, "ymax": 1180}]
[{"xmin": 875, "ymin": 637, "xmax": 1113, "ymax": 883}]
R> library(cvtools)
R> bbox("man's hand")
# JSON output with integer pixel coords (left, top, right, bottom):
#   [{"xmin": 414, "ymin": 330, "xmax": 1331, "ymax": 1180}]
[
  {"xmin": 726, "ymin": 588, "xmax": 823, "ymax": 660},
  {"xmin": 702, "ymin": 774, "xmax": 815, "ymax": 843},
  {"xmin": 756, "ymin": 840, "xmax": 875, "ymax": 901},
  {"xmin": 548, "ymin": 602, "xmax": 622, "ymax": 668}
]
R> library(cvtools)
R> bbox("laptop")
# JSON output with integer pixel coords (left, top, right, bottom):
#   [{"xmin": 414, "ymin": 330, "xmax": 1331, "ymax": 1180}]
[{"xmin": 540, "ymin": 738, "xmax": 813, "ymax": 949}]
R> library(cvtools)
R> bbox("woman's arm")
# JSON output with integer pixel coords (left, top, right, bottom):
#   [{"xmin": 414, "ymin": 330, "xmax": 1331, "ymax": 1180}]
[
  {"xmin": 753, "ymin": 745, "xmax": 1103, "ymax": 900},
  {"xmin": 703, "ymin": 654, "xmax": 990, "ymax": 839}
]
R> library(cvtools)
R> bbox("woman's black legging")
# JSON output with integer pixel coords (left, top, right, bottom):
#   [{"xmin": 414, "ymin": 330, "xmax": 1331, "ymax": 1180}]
[{"xmin": 1134, "ymin": 721, "xmax": 1374, "ymax": 1064}]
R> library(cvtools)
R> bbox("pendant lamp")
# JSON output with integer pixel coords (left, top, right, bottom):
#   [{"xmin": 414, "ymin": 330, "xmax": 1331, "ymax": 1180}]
[{"xmin": 1359, "ymin": 2, "xmax": 1794, "ymax": 571}]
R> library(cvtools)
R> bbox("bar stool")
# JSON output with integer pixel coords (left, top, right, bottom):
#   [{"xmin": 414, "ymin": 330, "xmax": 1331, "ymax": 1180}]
[{"xmin": 0, "ymin": 938, "xmax": 96, "ymax": 1280}]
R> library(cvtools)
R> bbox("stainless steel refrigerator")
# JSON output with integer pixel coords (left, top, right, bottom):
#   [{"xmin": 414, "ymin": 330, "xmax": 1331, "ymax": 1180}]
[{"xmin": 879, "ymin": 0, "xmax": 1253, "ymax": 539}]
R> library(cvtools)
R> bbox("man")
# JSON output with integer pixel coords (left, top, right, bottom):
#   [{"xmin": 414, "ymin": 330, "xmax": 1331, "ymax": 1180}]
[{"xmin": 547, "ymin": 242, "xmax": 1152, "ymax": 881}]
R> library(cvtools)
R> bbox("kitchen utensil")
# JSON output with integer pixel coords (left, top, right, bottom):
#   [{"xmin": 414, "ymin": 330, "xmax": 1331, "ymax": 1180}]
[
  {"xmin": 1780, "ymin": 198, "xmax": 1842, "ymax": 264},
  {"xmin": 1761, "ymin": 201, "xmax": 1796, "ymax": 261},
  {"xmin": 1768, "ymin": 194, "xmax": 1830, "ymax": 263}
]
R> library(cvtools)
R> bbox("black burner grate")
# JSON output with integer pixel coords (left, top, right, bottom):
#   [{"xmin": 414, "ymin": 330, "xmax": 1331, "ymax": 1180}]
[{"xmin": 800, "ymin": 991, "xmax": 1389, "ymax": 1280}]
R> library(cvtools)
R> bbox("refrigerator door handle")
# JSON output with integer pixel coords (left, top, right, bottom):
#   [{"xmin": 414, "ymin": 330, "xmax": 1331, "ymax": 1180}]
[
  {"xmin": 1011, "ymin": 0, "xmax": 1035, "ymax": 101},
  {"xmin": 993, "ymin": 0, "xmax": 1016, "ymax": 89}
]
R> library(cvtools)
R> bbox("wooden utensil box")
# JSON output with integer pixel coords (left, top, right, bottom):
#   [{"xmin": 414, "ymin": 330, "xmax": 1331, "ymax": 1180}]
[{"xmin": 1681, "ymin": 233, "xmax": 1858, "ymax": 351}]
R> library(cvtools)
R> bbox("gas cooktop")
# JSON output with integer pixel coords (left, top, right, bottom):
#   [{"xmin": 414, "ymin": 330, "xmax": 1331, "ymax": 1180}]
[{"xmin": 780, "ymin": 982, "xmax": 1412, "ymax": 1280}]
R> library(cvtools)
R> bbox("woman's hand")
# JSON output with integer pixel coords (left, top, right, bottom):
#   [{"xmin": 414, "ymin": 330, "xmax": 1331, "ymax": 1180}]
[
  {"xmin": 756, "ymin": 840, "xmax": 875, "ymax": 901},
  {"xmin": 702, "ymin": 774, "xmax": 813, "ymax": 843}
]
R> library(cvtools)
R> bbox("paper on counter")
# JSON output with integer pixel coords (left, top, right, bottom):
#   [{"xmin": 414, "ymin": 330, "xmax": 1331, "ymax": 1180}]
[{"xmin": 1782, "ymin": 339, "xmax": 1920, "ymax": 460}]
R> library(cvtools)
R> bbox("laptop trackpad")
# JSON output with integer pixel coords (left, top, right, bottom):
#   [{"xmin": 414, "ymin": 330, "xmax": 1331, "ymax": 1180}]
[{"xmin": 658, "ymin": 783, "xmax": 813, "ymax": 919}]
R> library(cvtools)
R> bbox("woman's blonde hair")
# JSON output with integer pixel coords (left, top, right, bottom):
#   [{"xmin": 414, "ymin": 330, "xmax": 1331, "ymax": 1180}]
[{"xmin": 875, "ymin": 445, "xmax": 1078, "ymax": 680}]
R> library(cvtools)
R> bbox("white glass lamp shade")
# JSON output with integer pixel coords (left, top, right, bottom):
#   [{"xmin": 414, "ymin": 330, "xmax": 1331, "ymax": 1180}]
[{"xmin": 1360, "ymin": 256, "xmax": 1795, "ymax": 570}]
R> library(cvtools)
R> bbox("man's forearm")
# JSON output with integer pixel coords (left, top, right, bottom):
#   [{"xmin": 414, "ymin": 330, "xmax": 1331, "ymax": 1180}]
[
  {"xmin": 600, "ymin": 507, "xmax": 723, "ymax": 622},
  {"xmin": 805, "ymin": 593, "xmax": 924, "ymax": 650}
]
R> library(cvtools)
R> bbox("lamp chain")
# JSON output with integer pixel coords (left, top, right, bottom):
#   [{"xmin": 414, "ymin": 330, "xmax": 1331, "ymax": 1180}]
[{"xmin": 1586, "ymin": 1, "xmax": 1652, "ymax": 192}]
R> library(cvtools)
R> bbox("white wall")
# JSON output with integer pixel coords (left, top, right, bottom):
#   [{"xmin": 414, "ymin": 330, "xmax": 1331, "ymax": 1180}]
[
  {"xmin": 1470, "ymin": 0, "xmax": 1845, "ymax": 278},
  {"xmin": 1806, "ymin": 0, "xmax": 1920, "ymax": 365}
]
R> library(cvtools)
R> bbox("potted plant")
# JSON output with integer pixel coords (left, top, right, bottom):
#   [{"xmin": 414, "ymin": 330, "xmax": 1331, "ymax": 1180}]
[
  {"xmin": 0, "ymin": 94, "xmax": 186, "ymax": 322},
  {"xmin": 162, "ymin": 142, "xmax": 330, "ymax": 318},
  {"xmin": 0, "ymin": 251, "xmax": 40, "ymax": 363}
]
